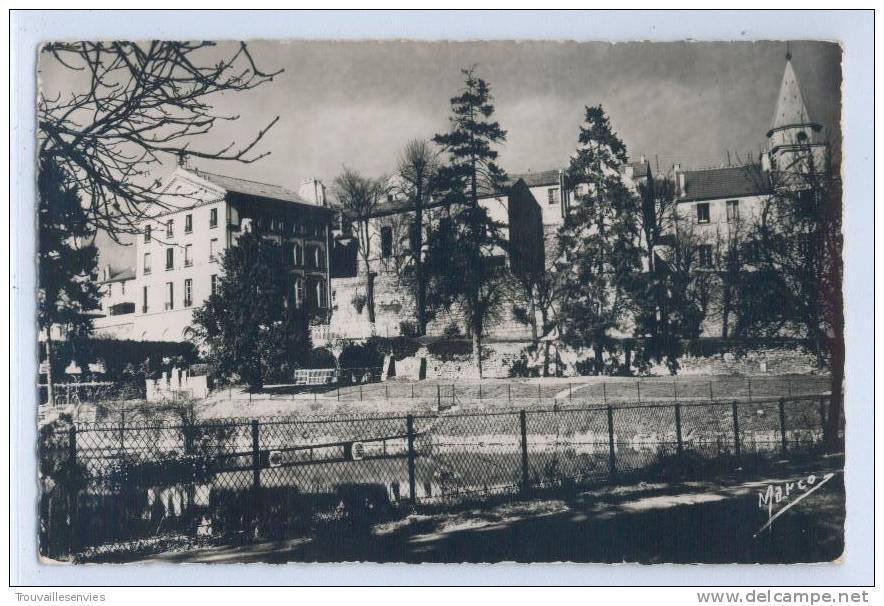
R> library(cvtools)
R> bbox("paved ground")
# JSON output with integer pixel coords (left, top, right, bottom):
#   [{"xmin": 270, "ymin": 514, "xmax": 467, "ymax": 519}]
[{"xmin": 143, "ymin": 455, "xmax": 844, "ymax": 564}]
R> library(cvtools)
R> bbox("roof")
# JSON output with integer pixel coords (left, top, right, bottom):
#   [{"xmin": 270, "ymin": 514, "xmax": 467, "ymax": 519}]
[
  {"xmin": 769, "ymin": 59, "xmax": 819, "ymax": 133},
  {"xmin": 342, "ymin": 178, "xmax": 527, "ymax": 219},
  {"xmin": 102, "ymin": 267, "xmax": 135, "ymax": 283},
  {"xmin": 190, "ymin": 169, "xmax": 329, "ymax": 211},
  {"xmin": 622, "ymin": 161, "xmax": 651, "ymax": 179},
  {"xmin": 679, "ymin": 164, "xmax": 769, "ymax": 202},
  {"xmin": 512, "ymin": 169, "xmax": 561, "ymax": 188}
]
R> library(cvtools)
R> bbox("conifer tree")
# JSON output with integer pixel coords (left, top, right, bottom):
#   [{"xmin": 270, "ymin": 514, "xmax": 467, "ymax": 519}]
[
  {"xmin": 554, "ymin": 106, "xmax": 643, "ymax": 374},
  {"xmin": 190, "ymin": 230, "xmax": 310, "ymax": 390},
  {"xmin": 38, "ymin": 155, "xmax": 101, "ymax": 405},
  {"xmin": 430, "ymin": 67, "xmax": 508, "ymax": 377}
]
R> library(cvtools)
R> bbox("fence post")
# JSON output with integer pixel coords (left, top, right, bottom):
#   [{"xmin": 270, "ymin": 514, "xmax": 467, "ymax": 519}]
[
  {"xmin": 119, "ymin": 407, "xmax": 126, "ymax": 453},
  {"xmin": 637, "ymin": 381, "xmax": 641, "ymax": 404},
  {"xmin": 602, "ymin": 382, "xmax": 607, "ymax": 404},
  {"xmin": 747, "ymin": 377, "xmax": 753, "ymax": 401},
  {"xmin": 385, "ymin": 384, "xmax": 389, "ymax": 400},
  {"xmin": 818, "ymin": 398, "xmax": 828, "ymax": 438},
  {"xmin": 359, "ymin": 384, "xmax": 363, "ymax": 402},
  {"xmin": 67, "ymin": 425, "xmax": 79, "ymax": 558},
  {"xmin": 411, "ymin": 383, "xmax": 414, "ymax": 399},
  {"xmin": 538, "ymin": 383, "xmax": 542, "ymax": 403},
  {"xmin": 731, "ymin": 401, "xmax": 741, "ymax": 461},
  {"xmin": 675, "ymin": 402, "xmax": 684, "ymax": 459},
  {"xmin": 709, "ymin": 381, "xmax": 714, "ymax": 400},
  {"xmin": 337, "ymin": 385, "xmax": 340, "ymax": 401},
  {"xmin": 607, "ymin": 405, "xmax": 616, "ymax": 481},
  {"xmin": 478, "ymin": 383, "xmax": 482, "ymax": 400},
  {"xmin": 406, "ymin": 415, "xmax": 416, "ymax": 505},
  {"xmin": 451, "ymin": 384, "xmax": 455, "ymax": 407},
  {"xmin": 251, "ymin": 419, "xmax": 261, "ymax": 489},
  {"xmin": 568, "ymin": 382, "xmax": 572, "ymax": 403},
  {"xmin": 508, "ymin": 383, "xmax": 512, "ymax": 403},
  {"xmin": 778, "ymin": 397, "xmax": 788, "ymax": 454},
  {"xmin": 519, "ymin": 410, "xmax": 530, "ymax": 494},
  {"xmin": 436, "ymin": 385, "xmax": 441, "ymax": 408}
]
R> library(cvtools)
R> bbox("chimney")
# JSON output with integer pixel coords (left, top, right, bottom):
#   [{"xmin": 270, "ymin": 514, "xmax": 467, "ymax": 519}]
[
  {"xmin": 673, "ymin": 163, "xmax": 686, "ymax": 197},
  {"xmin": 299, "ymin": 179, "xmax": 326, "ymax": 206}
]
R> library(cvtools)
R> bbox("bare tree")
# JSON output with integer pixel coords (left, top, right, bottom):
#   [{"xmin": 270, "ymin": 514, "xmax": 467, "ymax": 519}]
[
  {"xmin": 38, "ymin": 41, "xmax": 282, "ymax": 239},
  {"xmin": 333, "ymin": 168, "xmax": 389, "ymax": 324},
  {"xmin": 754, "ymin": 146, "xmax": 843, "ymax": 448},
  {"xmin": 395, "ymin": 139, "xmax": 440, "ymax": 335}
]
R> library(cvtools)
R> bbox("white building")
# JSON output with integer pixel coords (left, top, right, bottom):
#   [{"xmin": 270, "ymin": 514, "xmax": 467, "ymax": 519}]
[{"xmin": 130, "ymin": 166, "xmax": 333, "ymax": 342}]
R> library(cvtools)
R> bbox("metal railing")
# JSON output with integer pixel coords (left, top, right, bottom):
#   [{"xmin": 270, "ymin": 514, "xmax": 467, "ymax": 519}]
[{"xmin": 39, "ymin": 394, "xmax": 839, "ymax": 561}]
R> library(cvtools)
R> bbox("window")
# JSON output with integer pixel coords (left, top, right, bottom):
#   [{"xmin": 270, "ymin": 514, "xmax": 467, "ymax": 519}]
[
  {"xmin": 185, "ymin": 214, "xmax": 193, "ymax": 233},
  {"xmin": 165, "ymin": 282, "xmax": 174, "ymax": 310},
  {"xmin": 211, "ymin": 274, "xmax": 218, "ymax": 296},
  {"xmin": 726, "ymin": 200, "xmax": 740, "ymax": 222},
  {"xmin": 165, "ymin": 247, "xmax": 174, "ymax": 270},
  {"xmin": 315, "ymin": 246, "xmax": 325, "ymax": 269},
  {"xmin": 143, "ymin": 252, "xmax": 151, "ymax": 274},
  {"xmin": 184, "ymin": 244, "xmax": 193, "ymax": 267},
  {"xmin": 144, "ymin": 225, "xmax": 152, "ymax": 243},
  {"xmin": 292, "ymin": 242, "xmax": 302, "ymax": 266},
  {"xmin": 696, "ymin": 203, "xmax": 710, "ymax": 224},
  {"xmin": 293, "ymin": 277, "xmax": 304, "ymax": 308},
  {"xmin": 697, "ymin": 244, "xmax": 713, "ymax": 268},
  {"xmin": 209, "ymin": 238, "xmax": 218, "ymax": 262},
  {"xmin": 547, "ymin": 187, "xmax": 559, "ymax": 205},
  {"xmin": 380, "ymin": 226, "xmax": 393, "ymax": 258},
  {"xmin": 142, "ymin": 286, "xmax": 149, "ymax": 313},
  {"xmin": 209, "ymin": 207, "xmax": 218, "ymax": 228},
  {"xmin": 166, "ymin": 219, "xmax": 173, "ymax": 238},
  {"xmin": 184, "ymin": 279, "xmax": 193, "ymax": 307}
]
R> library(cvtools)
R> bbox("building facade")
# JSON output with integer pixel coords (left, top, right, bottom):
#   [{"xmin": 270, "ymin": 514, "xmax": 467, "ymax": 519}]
[
  {"xmin": 322, "ymin": 178, "xmax": 545, "ymax": 341},
  {"xmin": 131, "ymin": 167, "xmax": 333, "ymax": 341}
]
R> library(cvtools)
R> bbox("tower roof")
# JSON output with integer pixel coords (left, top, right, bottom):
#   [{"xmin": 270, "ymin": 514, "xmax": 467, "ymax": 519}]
[{"xmin": 769, "ymin": 58, "xmax": 819, "ymax": 134}]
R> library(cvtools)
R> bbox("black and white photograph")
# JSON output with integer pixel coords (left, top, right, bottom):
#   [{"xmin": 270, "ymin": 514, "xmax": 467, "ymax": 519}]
[{"xmin": 27, "ymin": 26, "xmax": 853, "ymax": 570}]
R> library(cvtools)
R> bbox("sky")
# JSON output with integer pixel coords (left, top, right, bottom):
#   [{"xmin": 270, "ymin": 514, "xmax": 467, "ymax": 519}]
[{"xmin": 38, "ymin": 40, "xmax": 842, "ymax": 270}]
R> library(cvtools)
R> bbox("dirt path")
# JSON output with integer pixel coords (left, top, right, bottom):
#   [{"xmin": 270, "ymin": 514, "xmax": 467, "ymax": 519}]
[{"xmin": 143, "ymin": 456, "xmax": 844, "ymax": 564}]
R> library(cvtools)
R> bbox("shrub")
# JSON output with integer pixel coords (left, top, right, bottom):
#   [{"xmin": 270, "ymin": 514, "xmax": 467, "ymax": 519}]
[
  {"xmin": 443, "ymin": 322, "xmax": 462, "ymax": 337},
  {"xmin": 398, "ymin": 320, "xmax": 418, "ymax": 338},
  {"xmin": 339, "ymin": 342, "xmax": 384, "ymax": 370},
  {"xmin": 426, "ymin": 339, "xmax": 472, "ymax": 360},
  {"xmin": 351, "ymin": 294, "xmax": 367, "ymax": 315},
  {"xmin": 367, "ymin": 336, "xmax": 420, "ymax": 360}
]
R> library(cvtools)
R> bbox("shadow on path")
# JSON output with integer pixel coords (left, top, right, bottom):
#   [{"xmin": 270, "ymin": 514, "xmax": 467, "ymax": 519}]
[{"xmin": 146, "ymin": 458, "xmax": 844, "ymax": 564}]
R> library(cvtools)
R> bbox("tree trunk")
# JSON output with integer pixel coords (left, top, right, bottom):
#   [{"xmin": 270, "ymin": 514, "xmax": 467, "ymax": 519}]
[
  {"xmin": 721, "ymin": 286, "xmax": 731, "ymax": 339},
  {"xmin": 593, "ymin": 342, "xmax": 604, "ymax": 375},
  {"xmin": 367, "ymin": 272, "xmax": 376, "ymax": 324},
  {"xmin": 472, "ymin": 328, "xmax": 483, "ymax": 379},
  {"xmin": 44, "ymin": 332, "xmax": 55, "ymax": 407},
  {"xmin": 415, "ymin": 188, "xmax": 427, "ymax": 336},
  {"xmin": 542, "ymin": 341, "xmax": 550, "ymax": 378}
]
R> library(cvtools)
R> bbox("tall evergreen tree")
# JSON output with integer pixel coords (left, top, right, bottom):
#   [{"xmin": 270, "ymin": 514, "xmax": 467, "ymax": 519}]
[
  {"xmin": 190, "ymin": 230, "xmax": 310, "ymax": 390},
  {"xmin": 554, "ymin": 106, "xmax": 643, "ymax": 374},
  {"xmin": 431, "ymin": 67, "xmax": 508, "ymax": 377},
  {"xmin": 38, "ymin": 155, "xmax": 101, "ymax": 406}
]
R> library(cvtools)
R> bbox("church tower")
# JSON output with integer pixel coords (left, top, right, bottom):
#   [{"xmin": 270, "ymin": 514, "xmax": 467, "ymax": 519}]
[{"xmin": 763, "ymin": 50, "xmax": 828, "ymax": 185}]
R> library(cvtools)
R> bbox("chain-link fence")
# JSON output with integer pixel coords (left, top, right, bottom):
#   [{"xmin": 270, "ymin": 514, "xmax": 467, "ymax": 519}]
[{"xmin": 40, "ymin": 394, "xmax": 839, "ymax": 561}]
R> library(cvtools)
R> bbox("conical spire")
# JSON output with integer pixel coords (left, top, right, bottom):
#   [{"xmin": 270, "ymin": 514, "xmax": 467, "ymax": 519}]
[{"xmin": 770, "ymin": 57, "xmax": 816, "ymax": 132}]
